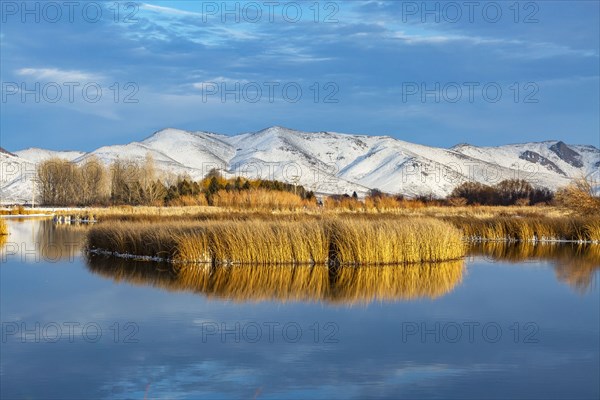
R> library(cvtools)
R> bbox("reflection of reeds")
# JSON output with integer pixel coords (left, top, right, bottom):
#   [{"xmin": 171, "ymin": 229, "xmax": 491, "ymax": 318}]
[
  {"xmin": 86, "ymin": 254, "xmax": 464, "ymax": 304},
  {"xmin": 330, "ymin": 261, "xmax": 464, "ymax": 303},
  {"xmin": 34, "ymin": 220, "xmax": 87, "ymax": 261},
  {"xmin": 446, "ymin": 216, "xmax": 600, "ymax": 242},
  {"xmin": 180, "ymin": 264, "xmax": 331, "ymax": 302},
  {"xmin": 0, "ymin": 219, "xmax": 7, "ymax": 236},
  {"xmin": 0, "ymin": 221, "xmax": 7, "ymax": 248},
  {"xmin": 87, "ymin": 218, "xmax": 465, "ymax": 265},
  {"xmin": 469, "ymin": 242, "xmax": 600, "ymax": 293}
]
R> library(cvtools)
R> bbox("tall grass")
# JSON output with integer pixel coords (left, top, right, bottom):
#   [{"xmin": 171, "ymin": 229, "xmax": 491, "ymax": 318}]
[
  {"xmin": 446, "ymin": 215, "xmax": 600, "ymax": 242},
  {"xmin": 212, "ymin": 189, "xmax": 312, "ymax": 210},
  {"xmin": 328, "ymin": 218, "xmax": 465, "ymax": 265},
  {"xmin": 86, "ymin": 254, "xmax": 465, "ymax": 304},
  {"xmin": 203, "ymin": 220, "xmax": 329, "ymax": 265},
  {"xmin": 54, "ymin": 204, "xmax": 573, "ymax": 223},
  {"xmin": 87, "ymin": 217, "xmax": 465, "ymax": 264}
]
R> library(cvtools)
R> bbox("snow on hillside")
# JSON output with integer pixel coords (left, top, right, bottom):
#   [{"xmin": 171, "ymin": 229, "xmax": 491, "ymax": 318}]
[
  {"xmin": 1, "ymin": 126, "xmax": 598, "ymax": 204},
  {"xmin": 15, "ymin": 148, "xmax": 86, "ymax": 164},
  {"xmin": 1, "ymin": 150, "xmax": 36, "ymax": 204}
]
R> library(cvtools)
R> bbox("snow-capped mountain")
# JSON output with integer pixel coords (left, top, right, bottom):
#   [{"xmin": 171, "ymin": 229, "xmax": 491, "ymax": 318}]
[{"xmin": 1, "ymin": 127, "xmax": 598, "ymax": 204}]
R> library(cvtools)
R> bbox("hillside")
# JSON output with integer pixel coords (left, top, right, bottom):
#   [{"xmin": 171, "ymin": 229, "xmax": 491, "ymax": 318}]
[{"xmin": 1, "ymin": 126, "xmax": 598, "ymax": 204}]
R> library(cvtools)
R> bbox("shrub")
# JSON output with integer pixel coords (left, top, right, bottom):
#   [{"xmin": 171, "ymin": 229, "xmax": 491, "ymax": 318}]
[{"xmin": 555, "ymin": 177, "xmax": 600, "ymax": 215}]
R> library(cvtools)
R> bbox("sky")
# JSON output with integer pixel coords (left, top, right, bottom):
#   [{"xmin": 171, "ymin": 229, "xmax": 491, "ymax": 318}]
[{"xmin": 1, "ymin": 0, "xmax": 599, "ymax": 152}]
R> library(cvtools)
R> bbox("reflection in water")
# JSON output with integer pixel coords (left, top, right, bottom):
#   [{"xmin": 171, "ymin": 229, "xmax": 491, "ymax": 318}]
[
  {"xmin": 37, "ymin": 221, "xmax": 88, "ymax": 261},
  {"xmin": 0, "ymin": 219, "xmax": 87, "ymax": 262},
  {"xmin": 469, "ymin": 242, "xmax": 600, "ymax": 293},
  {"xmin": 86, "ymin": 254, "xmax": 465, "ymax": 304}
]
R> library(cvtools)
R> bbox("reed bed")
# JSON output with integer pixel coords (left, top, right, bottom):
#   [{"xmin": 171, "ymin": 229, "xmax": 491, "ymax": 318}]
[
  {"xmin": 87, "ymin": 222, "xmax": 184, "ymax": 259},
  {"xmin": 86, "ymin": 254, "xmax": 465, "ymax": 304},
  {"xmin": 86, "ymin": 217, "xmax": 466, "ymax": 265},
  {"xmin": 446, "ymin": 215, "xmax": 600, "ymax": 242},
  {"xmin": 328, "ymin": 218, "xmax": 465, "ymax": 265},
  {"xmin": 203, "ymin": 220, "xmax": 329, "ymax": 265},
  {"xmin": 57, "ymin": 204, "xmax": 571, "ymax": 222}
]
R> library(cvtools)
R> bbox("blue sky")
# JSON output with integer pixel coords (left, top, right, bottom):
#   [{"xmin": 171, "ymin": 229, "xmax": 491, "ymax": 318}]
[{"xmin": 1, "ymin": 0, "xmax": 599, "ymax": 151}]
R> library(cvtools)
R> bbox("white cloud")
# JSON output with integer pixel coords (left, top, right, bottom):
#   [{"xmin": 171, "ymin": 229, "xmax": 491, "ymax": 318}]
[
  {"xmin": 192, "ymin": 77, "xmax": 251, "ymax": 90},
  {"xmin": 140, "ymin": 3, "xmax": 201, "ymax": 17},
  {"xmin": 16, "ymin": 68, "xmax": 102, "ymax": 82}
]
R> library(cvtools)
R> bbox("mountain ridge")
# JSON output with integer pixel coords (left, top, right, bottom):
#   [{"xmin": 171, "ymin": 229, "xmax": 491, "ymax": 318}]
[{"xmin": 2, "ymin": 126, "xmax": 598, "ymax": 204}]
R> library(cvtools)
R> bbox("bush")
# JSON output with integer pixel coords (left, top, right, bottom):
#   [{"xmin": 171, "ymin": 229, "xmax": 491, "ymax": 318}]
[{"xmin": 555, "ymin": 178, "xmax": 600, "ymax": 215}]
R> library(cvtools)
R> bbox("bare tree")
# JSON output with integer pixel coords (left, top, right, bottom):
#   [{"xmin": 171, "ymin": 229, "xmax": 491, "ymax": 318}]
[{"xmin": 80, "ymin": 156, "xmax": 109, "ymax": 205}]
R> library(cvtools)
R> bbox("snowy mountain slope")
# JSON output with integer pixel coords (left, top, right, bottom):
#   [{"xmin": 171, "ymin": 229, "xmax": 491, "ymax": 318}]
[
  {"xmin": 1, "ymin": 126, "xmax": 598, "ymax": 204},
  {"xmin": 452, "ymin": 141, "xmax": 598, "ymax": 180},
  {"xmin": 15, "ymin": 148, "xmax": 85, "ymax": 164},
  {"xmin": 142, "ymin": 128, "xmax": 236, "ymax": 173},
  {"xmin": 0, "ymin": 150, "xmax": 36, "ymax": 204}
]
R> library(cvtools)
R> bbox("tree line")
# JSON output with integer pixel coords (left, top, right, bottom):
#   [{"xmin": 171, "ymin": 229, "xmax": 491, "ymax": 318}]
[
  {"xmin": 36, "ymin": 156, "xmax": 593, "ymax": 211},
  {"xmin": 447, "ymin": 179, "xmax": 554, "ymax": 206},
  {"xmin": 35, "ymin": 156, "xmax": 315, "ymax": 207}
]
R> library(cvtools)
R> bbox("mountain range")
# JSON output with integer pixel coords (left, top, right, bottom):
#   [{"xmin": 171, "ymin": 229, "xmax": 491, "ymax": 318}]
[{"xmin": 1, "ymin": 126, "xmax": 598, "ymax": 204}]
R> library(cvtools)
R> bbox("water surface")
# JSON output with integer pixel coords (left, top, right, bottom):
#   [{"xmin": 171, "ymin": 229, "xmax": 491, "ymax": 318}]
[{"xmin": 1, "ymin": 219, "xmax": 598, "ymax": 399}]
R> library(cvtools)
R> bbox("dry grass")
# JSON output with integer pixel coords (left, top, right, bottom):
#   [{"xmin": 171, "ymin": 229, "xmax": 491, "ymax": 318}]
[
  {"xmin": 167, "ymin": 195, "xmax": 208, "ymax": 207},
  {"xmin": 56, "ymin": 204, "xmax": 570, "ymax": 219},
  {"xmin": 203, "ymin": 220, "xmax": 329, "ymax": 265},
  {"xmin": 446, "ymin": 215, "xmax": 600, "ymax": 242},
  {"xmin": 328, "ymin": 218, "xmax": 465, "ymax": 265},
  {"xmin": 86, "ymin": 217, "xmax": 465, "ymax": 265},
  {"xmin": 87, "ymin": 222, "xmax": 182, "ymax": 259},
  {"xmin": 0, "ymin": 206, "xmax": 42, "ymax": 216},
  {"xmin": 212, "ymin": 189, "xmax": 313, "ymax": 210},
  {"xmin": 86, "ymin": 254, "xmax": 465, "ymax": 304}
]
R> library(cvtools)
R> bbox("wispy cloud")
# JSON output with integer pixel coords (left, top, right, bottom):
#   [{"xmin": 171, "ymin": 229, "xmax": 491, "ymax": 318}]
[
  {"xmin": 16, "ymin": 68, "xmax": 102, "ymax": 82},
  {"xmin": 192, "ymin": 77, "xmax": 251, "ymax": 89},
  {"xmin": 140, "ymin": 3, "xmax": 201, "ymax": 17}
]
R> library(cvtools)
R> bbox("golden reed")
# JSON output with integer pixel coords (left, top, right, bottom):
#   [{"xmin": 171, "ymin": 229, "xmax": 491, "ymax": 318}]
[
  {"xmin": 87, "ymin": 217, "xmax": 466, "ymax": 265},
  {"xmin": 445, "ymin": 215, "xmax": 600, "ymax": 242}
]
